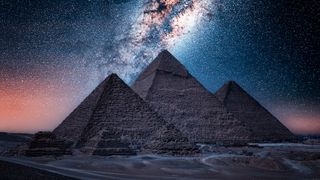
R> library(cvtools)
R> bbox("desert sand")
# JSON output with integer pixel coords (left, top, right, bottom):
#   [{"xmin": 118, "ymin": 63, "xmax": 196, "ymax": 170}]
[{"xmin": 1, "ymin": 143, "xmax": 319, "ymax": 179}]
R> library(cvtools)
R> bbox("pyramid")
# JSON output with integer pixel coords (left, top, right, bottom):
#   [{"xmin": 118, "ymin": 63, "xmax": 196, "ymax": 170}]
[
  {"xmin": 132, "ymin": 50, "xmax": 251, "ymax": 144},
  {"xmin": 215, "ymin": 81, "xmax": 295, "ymax": 142},
  {"xmin": 75, "ymin": 74, "xmax": 196, "ymax": 155},
  {"xmin": 25, "ymin": 132, "xmax": 71, "ymax": 157},
  {"xmin": 53, "ymin": 75, "xmax": 110, "ymax": 146}
]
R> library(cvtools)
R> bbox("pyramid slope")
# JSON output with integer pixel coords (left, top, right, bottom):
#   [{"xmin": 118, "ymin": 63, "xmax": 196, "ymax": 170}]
[
  {"xmin": 53, "ymin": 76, "xmax": 111, "ymax": 145},
  {"xmin": 77, "ymin": 74, "xmax": 196, "ymax": 155},
  {"xmin": 132, "ymin": 50, "xmax": 252, "ymax": 144},
  {"xmin": 215, "ymin": 81, "xmax": 294, "ymax": 142}
]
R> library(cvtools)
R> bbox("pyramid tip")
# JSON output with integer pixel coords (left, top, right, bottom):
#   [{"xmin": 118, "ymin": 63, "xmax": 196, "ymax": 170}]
[
  {"xmin": 223, "ymin": 80, "xmax": 246, "ymax": 92},
  {"xmin": 109, "ymin": 73, "xmax": 118, "ymax": 77},
  {"xmin": 158, "ymin": 49, "xmax": 174, "ymax": 57},
  {"xmin": 227, "ymin": 80, "xmax": 237, "ymax": 84},
  {"xmin": 220, "ymin": 80, "xmax": 241, "ymax": 91},
  {"xmin": 105, "ymin": 73, "xmax": 122, "ymax": 82},
  {"xmin": 160, "ymin": 49, "xmax": 170, "ymax": 54}
]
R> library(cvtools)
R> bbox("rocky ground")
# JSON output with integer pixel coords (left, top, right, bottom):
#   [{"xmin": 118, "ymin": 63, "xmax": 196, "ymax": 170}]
[{"xmin": 0, "ymin": 143, "xmax": 319, "ymax": 179}]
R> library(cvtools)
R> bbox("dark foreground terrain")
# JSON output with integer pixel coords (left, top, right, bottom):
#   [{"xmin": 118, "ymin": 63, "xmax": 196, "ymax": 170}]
[
  {"xmin": 0, "ymin": 132, "xmax": 32, "ymax": 156},
  {"xmin": 0, "ymin": 159, "xmax": 75, "ymax": 180},
  {"xmin": 0, "ymin": 143, "xmax": 319, "ymax": 179}
]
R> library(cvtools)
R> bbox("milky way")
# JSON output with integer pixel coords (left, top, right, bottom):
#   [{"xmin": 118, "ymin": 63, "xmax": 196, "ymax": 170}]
[{"xmin": 99, "ymin": 0, "xmax": 217, "ymax": 82}]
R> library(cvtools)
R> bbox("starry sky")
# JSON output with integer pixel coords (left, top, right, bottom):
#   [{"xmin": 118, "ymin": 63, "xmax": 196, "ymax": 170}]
[{"xmin": 1, "ymin": 0, "xmax": 319, "ymax": 135}]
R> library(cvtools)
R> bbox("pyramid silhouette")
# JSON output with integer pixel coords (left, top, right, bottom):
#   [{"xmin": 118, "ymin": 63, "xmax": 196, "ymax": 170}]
[
  {"xmin": 215, "ymin": 81, "xmax": 294, "ymax": 142},
  {"xmin": 132, "ymin": 50, "xmax": 251, "ymax": 144},
  {"xmin": 69, "ymin": 74, "xmax": 195, "ymax": 155}
]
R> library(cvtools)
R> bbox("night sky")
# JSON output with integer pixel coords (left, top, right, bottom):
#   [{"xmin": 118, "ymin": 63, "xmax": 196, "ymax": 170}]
[{"xmin": 1, "ymin": 0, "xmax": 319, "ymax": 135}]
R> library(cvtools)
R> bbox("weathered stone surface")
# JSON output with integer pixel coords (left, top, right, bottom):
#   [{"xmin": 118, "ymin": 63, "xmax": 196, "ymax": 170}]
[
  {"xmin": 53, "ymin": 76, "xmax": 110, "ymax": 146},
  {"xmin": 215, "ymin": 81, "xmax": 295, "ymax": 142},
  {"xmin": 25, "ymin": 132, "xmax": 71, "ymax": 157},
  {"xmin": 132, "ymin": 50, "xmax": 251, "ymax": 144},
  {"xmin": 77, "ymin": 74, "xmax": 196, "ymax": 155},
  {"xmin": 146, "ymin": 124, "xmax": 198, "ymax": 155}
]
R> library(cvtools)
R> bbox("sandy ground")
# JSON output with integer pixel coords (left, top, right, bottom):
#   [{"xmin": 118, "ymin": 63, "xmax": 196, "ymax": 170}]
[{"xmin": 0, "ymin": 143, "xmax": 319, "ymax": 180}]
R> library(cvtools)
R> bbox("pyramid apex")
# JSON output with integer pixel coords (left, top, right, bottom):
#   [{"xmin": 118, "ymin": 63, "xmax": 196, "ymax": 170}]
[
  {"xmin": 96, "ymin": 73, "xmax": 128, "ymax": 93},
  {"xmin": 214, "ymin": 80, "xmax": 243, "ymax": 104},
  {"xmin": 155, "ymin": 49, "xmax": 180, "ymax": 63},
  {"xmin": 135, "ymin": 50, "xmax": 190, "ymax": 81},
  {"xmin": 104, "ymin": 73, "xmax": 124, "ymax": 83},
  {"xmin": 227, "ymin": 80, "xmax": 237, "ymax": 84},
  {"xmin": 226, "ymin": 80, "xmax": 241, "ymax": 88},
  {"xmin": 154, "ymin": 49, "xmax": 179, "ymax": 64},
  {"xmin": 158, "ymin": 49, "xmax": 174, "ymax": 57},
  {"xmin": 107, "ymin": 73, "xmax": 119, "ymax": 78}
]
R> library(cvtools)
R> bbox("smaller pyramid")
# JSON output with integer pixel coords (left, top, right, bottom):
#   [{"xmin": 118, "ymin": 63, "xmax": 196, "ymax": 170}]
[
  {"xmin": 215, "ymin": 81, "xmax": 295, "ymax": 142},
  {"xmin": 25, "ymin": 132, "xmax": 71, "ymax": 157},
  {"xmin": 76, "ymin": 74, "xmax": 196, "ymax": 155}
]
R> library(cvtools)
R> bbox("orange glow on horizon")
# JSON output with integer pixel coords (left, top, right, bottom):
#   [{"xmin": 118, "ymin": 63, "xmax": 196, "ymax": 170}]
[
  {"xmin": 281, "ymin": 116, "xmax": 320, "ymax": 135},
  {"xmin": 0, "ymin": 78, "xmax": 79, "ymax": 133}
]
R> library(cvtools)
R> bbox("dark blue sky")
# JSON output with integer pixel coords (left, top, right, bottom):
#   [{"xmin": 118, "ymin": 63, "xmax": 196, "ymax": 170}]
[{"xmin": 0, "ymin": 0, "xmax": 319, "ymax": 134}]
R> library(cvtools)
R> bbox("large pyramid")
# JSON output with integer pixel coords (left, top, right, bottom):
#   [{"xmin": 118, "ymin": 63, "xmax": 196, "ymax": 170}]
[
  {"xmin": 215, "ymin": 81, "xmax": 294, "ymax": 142},
  {"xmin": 75, "ymin": 74, "xmax": 195, "ymax": 155},
  {"xmin": 132, "ymin": 50, "xmax": 251, "ymax": 144}
]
